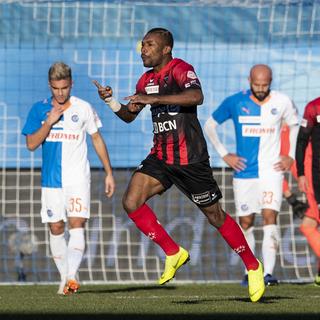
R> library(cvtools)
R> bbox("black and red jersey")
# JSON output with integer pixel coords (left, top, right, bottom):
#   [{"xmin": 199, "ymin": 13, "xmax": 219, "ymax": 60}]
[
  {"xmin": 296, "ymin": 97, "xmax": 320, "ymax": 204},
  {"xmin": 135, "ymin": 58, "xmax": 209, "ymax": 165}
]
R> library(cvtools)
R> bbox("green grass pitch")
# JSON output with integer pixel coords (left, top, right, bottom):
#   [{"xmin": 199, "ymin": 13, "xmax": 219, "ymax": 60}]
[{"xmin": 0, "ymin": 283, "xmax": 319, "ymax": 320}]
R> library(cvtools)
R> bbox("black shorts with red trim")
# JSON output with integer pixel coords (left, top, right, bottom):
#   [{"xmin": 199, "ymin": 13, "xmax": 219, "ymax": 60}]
[{"xmin": 135, "ymin": 154, "xmax": 222, "ymax": 207}]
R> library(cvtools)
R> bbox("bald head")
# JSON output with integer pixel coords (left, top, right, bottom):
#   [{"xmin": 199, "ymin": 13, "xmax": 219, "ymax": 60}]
[
  {"xmin": 249, "ymin": 64, "xmax": 272, "ymax": 102},
  {"xmin": 250, "ymin": 64, "xmax": 272, "ymax": 82}
]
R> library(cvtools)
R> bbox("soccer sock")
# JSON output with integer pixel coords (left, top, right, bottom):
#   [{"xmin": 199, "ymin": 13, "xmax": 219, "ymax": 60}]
[
  {"xmin": 242, "ymin": 226, "xmax": 255, "ymax": 274},
  {"xmin": 282, "ymin": 178, "xmax": 290, "ymax": 194},
  {"xmin": 300, "ymin": 224, "xmax": 320, "ymax": 257},
  {"xmin": 262, "ymin": 224, "xmax": 280, "ymax": 275},
  {"xmin": 128, "ymin": 203, "xmax": 179, "ymax": 255},
  {"xmin": 67, "ymin": 228, "xmax": 85, "ymax": 280},
  {"xmin": 218, "ymin": 214, "xmax": 259, "ymax": 271},
  {"xmin": 242, "ymin": 226, "xmax": 255, "ymax": 253},
  {"xmin": 49, "ymin": 232, "xmax": 68, "ymax": 281}
]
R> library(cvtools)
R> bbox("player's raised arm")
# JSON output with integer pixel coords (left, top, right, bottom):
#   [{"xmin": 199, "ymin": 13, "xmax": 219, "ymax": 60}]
[{"xmin": 92, "ymin": 80, "xmax": 142, "ymax": 123}]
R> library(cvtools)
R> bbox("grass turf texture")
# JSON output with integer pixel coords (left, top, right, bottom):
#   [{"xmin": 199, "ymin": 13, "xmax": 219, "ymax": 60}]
[{"xmin": 0, "ymin": 283, "xmax": 319, "ymax": 320}]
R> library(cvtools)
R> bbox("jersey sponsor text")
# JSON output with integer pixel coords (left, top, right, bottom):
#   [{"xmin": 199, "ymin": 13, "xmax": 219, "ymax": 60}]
[
  {"xmin": 242, "ymin": 125, "xmax": 275, "ymax": 137},
  {"xmin": 153, "ymin": 120, "xmax": 177, "ymax": 133}
]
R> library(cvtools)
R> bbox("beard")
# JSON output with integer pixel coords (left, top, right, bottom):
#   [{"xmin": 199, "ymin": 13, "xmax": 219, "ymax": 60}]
[
  {"xmin": 55, "ymin": 95, "xmax": 70, "ymax": 105},
  {"xmin": 250, "ymin": 86, "xmax": 270, "ymax": 102}
]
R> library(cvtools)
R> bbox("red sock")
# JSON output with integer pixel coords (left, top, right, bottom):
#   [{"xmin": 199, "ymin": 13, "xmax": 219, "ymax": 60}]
[
  {"xmin": 128, "ymin": 204, "xmax": 179, "ymax": 255},
  {"xmin": 218, "ymin": 213, "xmax": 259, "ymax": 271},
  {"xmin": 300, "ymin": 224, "xmax": 320, "ymax": 257}
]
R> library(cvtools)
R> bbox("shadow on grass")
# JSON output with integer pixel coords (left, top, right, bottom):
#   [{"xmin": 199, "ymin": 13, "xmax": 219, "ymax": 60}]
[
  {"xmin": 78, "ymin": 285, "xmax": 176, "ymax": 294},
  {"xmin": 226, "ymin": 295, "xmax": 295, "ymax": 303},
  {"xmin": 172, "ymin": 295, "xmax": 295, "ymax": 305}
]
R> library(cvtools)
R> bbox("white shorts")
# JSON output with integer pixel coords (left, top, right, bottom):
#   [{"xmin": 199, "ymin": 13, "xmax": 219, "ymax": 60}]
[
  {"xmin": 233, "ymin": 174, "xmax": 283, "ymax": 217},
  {"xmin": 40, "ymin": 184, "xmax": 90, "ymax": 223}
]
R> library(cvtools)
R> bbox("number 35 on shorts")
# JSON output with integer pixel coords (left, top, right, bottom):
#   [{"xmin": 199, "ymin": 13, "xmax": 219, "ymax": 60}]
[{"xmin": 68, "ymin": 197, "xmax": 87, "ymax": 213}]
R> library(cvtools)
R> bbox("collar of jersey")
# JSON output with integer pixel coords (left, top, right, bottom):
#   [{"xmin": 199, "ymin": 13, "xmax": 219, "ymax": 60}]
[{"xmin": 248, "ymin": 90, "xmax": 272, "ymax": 106}]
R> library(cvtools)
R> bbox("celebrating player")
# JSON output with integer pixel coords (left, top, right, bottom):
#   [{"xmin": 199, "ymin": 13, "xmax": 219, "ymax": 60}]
[
  {"xmin": 22, "ymin": 62, "xmax": 115, "ymax": 295},
  {"xmin": 204, "ymin": 64, "xmax": 299, "ymax": 286},
  {"xmin": 296, "ymin": 97, "xmax": 320, "ymax": 285},
  {"xmin": 94, "ymin": 28, "xmax": 265, "ymax": 302}
]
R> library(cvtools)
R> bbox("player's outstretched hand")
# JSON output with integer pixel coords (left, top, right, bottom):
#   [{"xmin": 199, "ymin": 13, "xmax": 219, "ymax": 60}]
[{"xmin": 92, "ymin": 80, "xmax": 113, "ymax": 102}]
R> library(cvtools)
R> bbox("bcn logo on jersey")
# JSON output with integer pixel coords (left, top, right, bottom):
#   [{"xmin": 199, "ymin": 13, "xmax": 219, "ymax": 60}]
[
  {"xmin": 242, "ymin": 125, "xmax": 275, "ymax": 137},
  {"xmin": 153, "ymin": 120, "xmax": 177, "ymax": 133}
]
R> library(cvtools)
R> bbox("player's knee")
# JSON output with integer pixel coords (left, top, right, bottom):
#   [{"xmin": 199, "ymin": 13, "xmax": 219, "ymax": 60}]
[
  {"xmin": 201, "ymin": 202, "xmax": 225, "ymax": 227},
  {"xmin": 240, "ymin": 220, "xmax": 253, "ymax": 231},
  {"xmin": 49, "ymin": 222, "xmax": 65, "ymax": 235},
  {"xmin": 262, "ymin": 209, "xmax": 278, "ymax": 225},
  {"xmin": 122, "ymin": 195, "xmax": 131, "ymax": 213},
  {"xmin": 122, "ymin": 194, "xmax": 142, "ymax": 213},
  {"xmin": 239, "ymin": 214, "xmax": 255, "ymax": 230}
]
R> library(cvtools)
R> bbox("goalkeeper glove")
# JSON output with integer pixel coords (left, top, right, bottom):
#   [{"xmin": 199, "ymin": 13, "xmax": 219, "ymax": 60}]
[{"xmin": 286, "ymin": 193, "xmax": 309, "ymax": 219}]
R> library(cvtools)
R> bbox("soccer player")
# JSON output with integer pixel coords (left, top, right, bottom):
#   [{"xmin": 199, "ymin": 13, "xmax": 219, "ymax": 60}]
[
  {"xmin": 204, "ymin": 64, "xmax": 299, "ymax": 286},
  {"xmin": 22, "ymin": 62, "xmax": 115, "ymax": 295},
  {"xmin": 296, "ymin": 97, "xmax": 320, "ymax": 285},
  {"xmin": 281, "ymin": 124, "xmax": 309, "ymax": 219},
  {"xmin": 94, "ymin": 27, "xmax": 265, "ymax": 302}
]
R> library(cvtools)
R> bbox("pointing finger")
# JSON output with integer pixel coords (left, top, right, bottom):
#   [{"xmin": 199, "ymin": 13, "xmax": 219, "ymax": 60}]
[{"xmin": 92, "ymin": 79, "xmax": 103, "ymax": 89}]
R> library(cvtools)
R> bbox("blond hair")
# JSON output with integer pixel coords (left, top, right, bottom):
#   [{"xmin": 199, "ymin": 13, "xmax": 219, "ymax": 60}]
[{"xmin": 48, "ymin": 62, "xmax": 72, "ymax": 81}]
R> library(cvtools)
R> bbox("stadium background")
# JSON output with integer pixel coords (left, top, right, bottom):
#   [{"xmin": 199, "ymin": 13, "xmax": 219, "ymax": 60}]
[{"xmin": 0, "ymin": 0, "xmax": 319, "ymax": 284}]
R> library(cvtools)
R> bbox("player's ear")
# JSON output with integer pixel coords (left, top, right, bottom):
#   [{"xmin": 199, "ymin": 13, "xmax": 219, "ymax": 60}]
[{"xmin": 163, "ymin": 45, "xmax": 171, "ymax": 55}]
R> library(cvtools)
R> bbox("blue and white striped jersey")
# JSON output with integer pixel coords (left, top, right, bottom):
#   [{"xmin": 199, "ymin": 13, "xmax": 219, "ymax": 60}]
[
  {"xmin": 211, "ymin": 90, "xmax": 298, "ymax": 178},
  {"xmin": 22, "ymin": 96, "xmax": 102, "ymax": 187}
]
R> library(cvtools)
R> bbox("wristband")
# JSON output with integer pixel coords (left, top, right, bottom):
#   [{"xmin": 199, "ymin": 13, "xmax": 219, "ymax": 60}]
[{"xmin": 104, "ymin": 97, "xmax": 121, "ymax": 112}]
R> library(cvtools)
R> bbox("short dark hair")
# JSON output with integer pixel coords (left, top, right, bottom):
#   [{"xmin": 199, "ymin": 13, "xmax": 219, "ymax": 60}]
[{"xmin": 146, "ymin": 28, "xmax": 174, "ymax": 49}]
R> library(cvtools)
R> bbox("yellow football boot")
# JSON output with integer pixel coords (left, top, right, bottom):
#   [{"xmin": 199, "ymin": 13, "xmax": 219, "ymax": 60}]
[
  {"xmin": 248, "ymin": 260, "xmax": 265, "ymax": 302},
  {"xmin": 158, "ymin": 247, "xmax": 190, "ymax": 285}
]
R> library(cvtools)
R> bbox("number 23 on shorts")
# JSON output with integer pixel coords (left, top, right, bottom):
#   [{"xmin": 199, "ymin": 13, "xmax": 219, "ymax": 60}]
[{"xmin": 263, "ymin": 191, "xmax": 274, "ymax": 205}]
